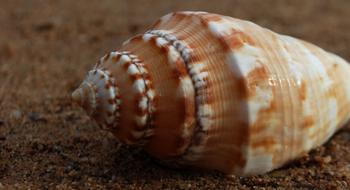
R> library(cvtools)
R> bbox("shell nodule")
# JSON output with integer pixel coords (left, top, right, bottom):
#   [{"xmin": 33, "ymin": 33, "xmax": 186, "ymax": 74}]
[{"xmin": 72, "ymin": 11, "xmax": 350, "ymax": 176}]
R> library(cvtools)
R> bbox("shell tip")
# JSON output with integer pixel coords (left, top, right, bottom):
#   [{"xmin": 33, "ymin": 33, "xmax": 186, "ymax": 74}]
[{"xmin": 72, "ymin": 88, "xmax": 82, "ymax": 106}]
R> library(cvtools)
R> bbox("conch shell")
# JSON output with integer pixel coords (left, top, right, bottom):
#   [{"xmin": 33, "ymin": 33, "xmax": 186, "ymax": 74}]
[{"xmin": 72, "ymin": 11, "xmax": 350, "ymax": 176}]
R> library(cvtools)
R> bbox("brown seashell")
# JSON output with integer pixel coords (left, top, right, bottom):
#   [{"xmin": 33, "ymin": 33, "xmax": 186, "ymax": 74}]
[{"xmin": 72, "ymin": 11, "xmax": 350, "ymax": 176}]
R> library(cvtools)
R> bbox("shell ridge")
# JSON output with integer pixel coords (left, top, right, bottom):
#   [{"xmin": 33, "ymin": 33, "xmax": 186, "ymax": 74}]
[
  {"xmin": 116, "ymin": 51, "xmax": 156, "ymax": 144},
  {"xmin": 176, "ymin": 12, "xmax": 243, "ymax": 167},
  {"xmin": 143, "ymin": 29, "xmax": 204, "ymax": 157},
  {"xmin": 82, "ymin": 67, "xmax": 121, "ymax": 130},
  {"xmin": 97, "ymin": 51, "xmax": 155, "ymax": 143}
]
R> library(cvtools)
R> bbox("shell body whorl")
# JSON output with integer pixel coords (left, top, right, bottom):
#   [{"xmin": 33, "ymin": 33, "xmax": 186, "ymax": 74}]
[{"xmin": 72, "ymin": 12, "xmax": 350, "ymax": 176}]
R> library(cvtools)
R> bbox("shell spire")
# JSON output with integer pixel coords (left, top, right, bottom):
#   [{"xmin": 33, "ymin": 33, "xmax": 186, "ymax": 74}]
[
  {"xmin": 72, "ymin": 11, "xmax": 350, "ymax": 176},
  {"xmin": 72, "ymin": 82, "xmax": 96, "ymax": 114},
  {"xmin": 72, "ymin": 67, "xmax": 121, "ymax": 130}
]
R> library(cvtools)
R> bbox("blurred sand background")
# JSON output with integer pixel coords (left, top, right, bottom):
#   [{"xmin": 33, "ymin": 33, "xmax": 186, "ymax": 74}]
[{"xmin": 0, "ymin": 0, "xmax": 349, "ymax": 189}]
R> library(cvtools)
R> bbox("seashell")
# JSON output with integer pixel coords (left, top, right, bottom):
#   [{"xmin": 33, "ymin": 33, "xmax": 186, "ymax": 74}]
[{"xmin": 71, "ymin": 11, "xmax": 350, "ymax": 176}]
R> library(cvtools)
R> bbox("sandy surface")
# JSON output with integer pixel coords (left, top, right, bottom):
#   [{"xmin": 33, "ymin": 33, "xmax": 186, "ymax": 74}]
[{"xmin": 0, "ymin": 0, "xmax": 350, "ymax": 189}]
